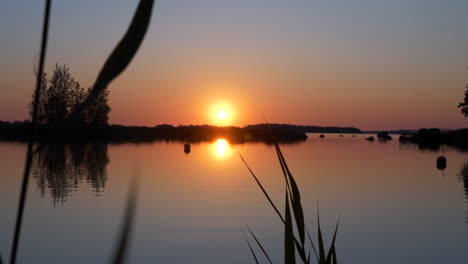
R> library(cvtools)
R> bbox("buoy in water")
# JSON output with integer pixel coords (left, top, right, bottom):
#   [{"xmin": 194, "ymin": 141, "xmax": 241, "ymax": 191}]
[
  {"xmin": 436, "ymin": 155, "xmax": 446, "ymax": 170},
  {"xmin": 184, "ymin": 143, "xmax": 191, "ymax": 154}
]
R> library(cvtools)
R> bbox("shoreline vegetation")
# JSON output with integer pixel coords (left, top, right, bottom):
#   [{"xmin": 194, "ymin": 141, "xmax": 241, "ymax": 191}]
[
  {"xmin": 399, "ymin": 128, "xmax": 468, "ymax": 151},
  {"xmin": 1, "ymin": 121, "xmax": 467, "ymax": 149},
  {"xmin": 0, "ymin": 121, "xmax": 361, "ymax": 144}
]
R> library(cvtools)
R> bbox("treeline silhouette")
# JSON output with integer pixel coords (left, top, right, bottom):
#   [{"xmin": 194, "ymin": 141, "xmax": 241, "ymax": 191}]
[
  {"xmin": 458, "ymin": 84, "xmax": 468, "ymax": 117},
  {"xmin": 457, "ymin": 162, "xmax": 468, "ymax": 223},
  {"xmin": 31, "ymin": 141, "xmax": 109, "ymax": 205},
  {"xmin": 0, "ymin": 122, "xmax": 309, "ymax": 143},
  {"xmin": 399, "ymin": 128, "xmax": 468, "ymax": 151},
  {"xmin": 246, "ymin": 123, "xmax": 361, "ymax": 134}
]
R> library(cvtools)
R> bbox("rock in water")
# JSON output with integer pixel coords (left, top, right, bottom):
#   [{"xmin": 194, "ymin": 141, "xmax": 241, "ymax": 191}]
[
  {"xmin": 365, "ymin": 136, "xmax": 375, "ymax": 142},
  {"xmin": 377, "ymin": 132, "xmax": 392, "ymax": 140},
  {"xmin": 319, "ymin": 134, "xmax": 325, "ymax": 138}
]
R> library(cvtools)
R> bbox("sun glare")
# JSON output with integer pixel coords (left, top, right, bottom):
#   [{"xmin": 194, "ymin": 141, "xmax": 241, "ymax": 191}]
[
  {"xmin": 211, "ymin": 103, "xmax": 234, "ymax": 126},
  {"xmin": 217, "ymin": 110, "xmax": 227, "ymax": 119}
]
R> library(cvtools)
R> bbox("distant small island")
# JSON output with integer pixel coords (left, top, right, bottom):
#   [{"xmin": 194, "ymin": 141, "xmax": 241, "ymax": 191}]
[{"xmin": 246, "ymin": 124, "xmax": 361, "ymax": 134}]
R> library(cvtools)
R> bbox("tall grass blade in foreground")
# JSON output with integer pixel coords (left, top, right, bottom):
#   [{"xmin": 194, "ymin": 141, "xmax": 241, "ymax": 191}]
[
  {"xmin": 284, "ymin": 189, "xmax": 296, "ymax": 264},
  {"xmin": 10, "ymin": 1, "xmax": 51, "ymax": 263},
  {"xmin": 67, "ymin": 0, "xmax": 154, "ymax": 123},
  {"xmin": 12, "ymin": 0, "xmax": 154, "ymax": 262},
  {"xmin": 247, "ymin": 226, "xmax": 273, "ymax": 264},
  {"xmin": 240, "ymin": 131, "xmax": 339, "ymax": 263},
  {"xmin": 275, "ymin": 143, "xmax": 306, "ymax": 246},
  {"xmin": 239, "ymin": 154, "xmax": 285, "ymax": 223},
  {"xmin": 111, "ymin": 174, "xmax": 140, "ymax": 264},
  {"xmin": 243, "ymin": 231, "xmax": 260, "ymax": 264}
]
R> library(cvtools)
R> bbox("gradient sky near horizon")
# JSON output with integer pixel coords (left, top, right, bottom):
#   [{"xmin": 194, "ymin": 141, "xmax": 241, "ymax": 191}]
[{"xmin": 1, "ymin": 0, "xmax": 468, "ymax": 130}]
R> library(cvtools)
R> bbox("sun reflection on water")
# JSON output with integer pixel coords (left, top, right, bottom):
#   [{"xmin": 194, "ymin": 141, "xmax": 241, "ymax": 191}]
[{"xmin": 214, "ymin": 139, "xmax": 231, "ymax": 158}]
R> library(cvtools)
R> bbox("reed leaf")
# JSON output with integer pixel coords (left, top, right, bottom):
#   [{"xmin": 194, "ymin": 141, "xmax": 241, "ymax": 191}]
[
  {"xmin": 10, "ymin": 1, "xmax": 51, "ymax": 264},
  {"xmin": 273, "ymin": 142, "xmax": 307, "ymax": 263},
  {"xmin": 325, "ymin": 220, "xmax": 339, "ymax": 264},
  {"xmin": 317, "ymin": 215, "xmax": 326, "ymax": 263},
  {"xmin": 294, "ymin": 239, "xmax": 307, "ymax": 264},
  {"xmin": 274, "ymin": 142, "xmax": 305, "ymax": 246},
  {"xmin": 239, "ymin": 153, "xmax": 285, "ymax": 223},
  {"xmin": 242, "ymin": 130, "xmax": 339, "ymax": 264},
  {"xmin": 306, "ymin": 227, "xmax": 320, "ymax": 263},
  {"xmin": 284, "ymin": 189, "xmax": 296, "ymax": 264},
  {"xmin": 247, "ymin": 226, "xmax": 273, "ymax": 264},
  {"xmin": 111, "ymin": 175, "xmax": 139, "ymax": 264},
  {"xmin": 67, "ymin": 0, "xmax": 154, "ymax": 123},
  {"xmin": 241, "ymin": 152, "xmax": 308, "ymax": 262},
  {"xmin": 243, "ymin": 231, "xmax": 260, "ymax": 264}
]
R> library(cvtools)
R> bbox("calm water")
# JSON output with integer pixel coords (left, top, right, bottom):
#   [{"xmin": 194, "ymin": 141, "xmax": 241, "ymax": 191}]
[{"xmin": 1, "ymin": 134, "xmax": 468, "ymax": 263}]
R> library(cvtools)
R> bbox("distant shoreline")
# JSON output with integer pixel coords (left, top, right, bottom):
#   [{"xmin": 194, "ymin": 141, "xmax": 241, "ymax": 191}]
[
  {"xmin": 1, "ymin": 121, "xmax": 466, "ymax": 150},
  {"xmin": 0, "ymin": 122, "xmax": 364, "ymax": 144},
  {"xmin": 399, "ymin": 128, "xmax": 468, "ymax": 151},
  {"xmin": 0, "ymin": 122, "xmax": 315, "ymax": 144}
]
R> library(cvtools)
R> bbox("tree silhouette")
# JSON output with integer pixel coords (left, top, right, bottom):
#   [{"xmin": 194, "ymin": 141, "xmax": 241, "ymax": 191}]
[
  {"xmin": 28, "ymin": 72, "xmax": 47, "ymax": 125},
  {"xmin": 28, "ymin": 64, "xmax": 110, "ymax": 126},
  {"xmin": 44, "ymin": 64, "xmax": 74, "ymax": 124},
  {"xmin": 458, "ymin": 85, "xmax": 468, "ymax": 118}
]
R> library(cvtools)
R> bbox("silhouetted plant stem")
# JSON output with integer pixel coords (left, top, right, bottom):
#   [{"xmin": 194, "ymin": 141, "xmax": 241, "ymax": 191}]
[
  {"xmin": 243, "ymin": 230, "xmax": 260, "ymax": 264},
  {"xmin": 66, "ymin": 0, "xmax": 154, "ymax": 124},
  {"xmin": 111, "ymin": 174, "xmax": 140, "ymax": 264},
  {"xmin": 10, "ymin": 1, "xmax": 51, "ymax": 263}
]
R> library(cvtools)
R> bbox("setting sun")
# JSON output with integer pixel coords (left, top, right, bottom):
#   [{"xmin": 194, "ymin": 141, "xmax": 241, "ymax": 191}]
[
  {"xmin": 211, "ymin": 102, "xmax": 234, "ymax": 126},
  {"xmin": 217, "ymin": 110, "xmax": 227, "ymax": 119}
]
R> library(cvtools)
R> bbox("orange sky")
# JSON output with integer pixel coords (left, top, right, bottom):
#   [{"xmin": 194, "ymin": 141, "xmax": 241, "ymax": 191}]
[{"xmin": 1, "ymin": 0, "xmax": 468, "ymax": 130}]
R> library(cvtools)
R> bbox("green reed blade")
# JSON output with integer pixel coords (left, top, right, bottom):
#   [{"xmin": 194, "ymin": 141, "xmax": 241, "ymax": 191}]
[
  {"xmin": 240, "ymin": 152, "xmax": 308, "ymax": 261},
  {"xmin": 274, "ymin": 142, "xmax": 306, "ymax": 246},
  {"xmin": 239, "ymin": 153, "xmax": 285, "ymax": 223}
]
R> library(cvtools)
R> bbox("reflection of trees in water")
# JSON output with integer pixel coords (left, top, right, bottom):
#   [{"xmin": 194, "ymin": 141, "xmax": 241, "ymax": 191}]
[
  {"xmin": 457, "ymin": 162, "xmax": 468, "ymax": 223},
  {"xmin": 32, "ymin": 142, "xmax": 109, "ymax": 205}
]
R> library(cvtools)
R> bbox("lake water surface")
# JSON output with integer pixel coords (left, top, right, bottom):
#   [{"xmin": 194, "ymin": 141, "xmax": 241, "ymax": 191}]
[{"xmin": 1, "ymin": 134, "xmax": 468, "ymax": 263}]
